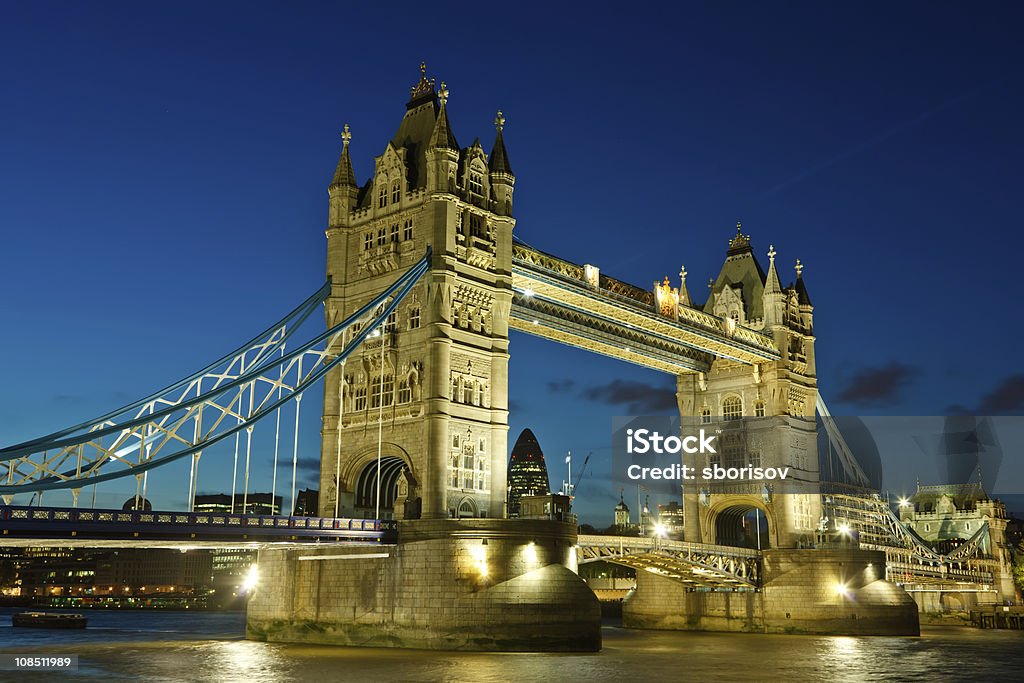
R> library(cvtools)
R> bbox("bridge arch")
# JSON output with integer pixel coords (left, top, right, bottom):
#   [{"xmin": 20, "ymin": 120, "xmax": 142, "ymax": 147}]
[
  {"xmin": 342, "ymin": 444, "xmax": 415, "ymax": 520},
  {"xmin": 707, "ymin": 498, "xmax": 774, "ymax": 549}
]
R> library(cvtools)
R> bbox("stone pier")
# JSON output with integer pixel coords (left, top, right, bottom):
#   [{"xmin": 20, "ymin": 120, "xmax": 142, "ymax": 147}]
[
  {"xmin": 623, "ymin": 547, "xmax": 920, "ymax": 636},
  {"xmin": 246, "ymin": 518, "xmax": 601, "ymax": 651}
]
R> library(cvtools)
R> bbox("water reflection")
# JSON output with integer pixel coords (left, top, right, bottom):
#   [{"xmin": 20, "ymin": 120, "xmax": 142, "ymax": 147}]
[{"xmin": 2, "ymin": 609, "xmax": 1023, "ymax": 682}]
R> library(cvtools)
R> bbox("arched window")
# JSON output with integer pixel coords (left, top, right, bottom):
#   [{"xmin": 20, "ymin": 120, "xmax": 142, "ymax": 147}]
[
  {"xmin": 755, "ymin": 400, "xmax": 765, "ymax": 417},
  {"xmin": 722, "ymin": 396, "xmax": 742, "ymax": 420},
  {"xmin": 701, "ymin": 407, "xmax": 712, "ymax": 424},
  {"xmin": 391, "ymin": 180, "xmax": 401, "ymax": 204},
  {"xmin": 378, "ymin": 183, "xmax": 387, "ymax": 208}
]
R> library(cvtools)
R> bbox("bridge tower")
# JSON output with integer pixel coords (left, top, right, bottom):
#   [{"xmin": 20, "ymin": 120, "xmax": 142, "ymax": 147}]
[
  {"xmin": 319, "ymin": 65, "xmax": 514, "ymax": 521},
  {"xmin": 677, "ymin": 225, "xmax": 821, "ymax": 548}
]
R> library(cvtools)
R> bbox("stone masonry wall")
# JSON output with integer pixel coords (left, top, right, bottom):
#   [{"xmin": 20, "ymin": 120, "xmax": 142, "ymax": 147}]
[{"xmin": 246, "ymin": 518, "xmax": 601, "ymax": 651}]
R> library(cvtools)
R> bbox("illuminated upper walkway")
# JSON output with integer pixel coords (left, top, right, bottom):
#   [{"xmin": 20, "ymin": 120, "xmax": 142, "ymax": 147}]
[{"xmin": 510, "ymin": 242, "xmax": 780, "ymax": 375}]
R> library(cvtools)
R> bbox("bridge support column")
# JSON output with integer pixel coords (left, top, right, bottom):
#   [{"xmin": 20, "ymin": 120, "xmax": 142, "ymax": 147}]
[{"xmin": 246, "ymin": 518, "xmax": 600, "ymax": 651}]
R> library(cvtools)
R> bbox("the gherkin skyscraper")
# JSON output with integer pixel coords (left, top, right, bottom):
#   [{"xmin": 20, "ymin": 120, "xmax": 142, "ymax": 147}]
[{"xmin": 506, "ymin": 428, "xmax": 551, "ymax": 517}]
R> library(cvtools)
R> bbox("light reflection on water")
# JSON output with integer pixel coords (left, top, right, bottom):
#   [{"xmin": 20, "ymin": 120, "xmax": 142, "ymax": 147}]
[{"xmin": 1, "ymin": 609, "xmax": 1022, "ymax": 682}]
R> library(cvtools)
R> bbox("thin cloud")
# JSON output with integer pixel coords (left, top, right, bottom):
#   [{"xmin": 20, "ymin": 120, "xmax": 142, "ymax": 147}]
[
  {"xmin": 547, "ymin": 379, "xmax": 576, "ymax": 393},
  {"xmin": 580, "ymin": 379, "xmax": 677, "ymax": 413},
  {"xmin": 836, "ymin": 362, "xmax": 919, "ymax": 407},
  {"xmin": 977, "ymin": 375, "xmax": 1024, "ymax": 415}
]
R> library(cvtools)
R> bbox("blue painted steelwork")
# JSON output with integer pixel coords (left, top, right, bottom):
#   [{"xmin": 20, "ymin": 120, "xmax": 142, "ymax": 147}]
[
  {"xmin": 0, "ymin": 283, "xmax": 330, "ymax": 458},
  {"xmin": 0, "ymin": 505, "xmax": 397, "ymax": 544},
  {"xmin": 1, "ymin": 248, "xmax": 431, "ymax": 495}
]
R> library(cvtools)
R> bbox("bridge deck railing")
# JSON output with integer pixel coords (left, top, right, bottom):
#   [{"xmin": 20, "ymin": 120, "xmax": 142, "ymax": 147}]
[{"xmin": 1, "ymin": 505, "xmax": 396, "ymax": 542}]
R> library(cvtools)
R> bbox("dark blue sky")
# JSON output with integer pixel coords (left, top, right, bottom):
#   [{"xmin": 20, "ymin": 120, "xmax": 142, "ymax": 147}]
[{"xmin": 2, "ymin": 2, "xmax": 1022, "ymax": 523}]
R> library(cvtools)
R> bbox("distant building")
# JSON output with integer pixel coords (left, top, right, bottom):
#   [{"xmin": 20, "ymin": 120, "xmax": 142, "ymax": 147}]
[
  {"xmin": 506, "ymin": 429, "xmax": 551, "ymax": 517},
  {"xmin": 657, "ymin": 501, "xmax": 685, "ymax": 538},
  {"xmin": 293, "ymin": 488, "xmax": 320, "ymax": 517},
  {"xmin": 193, "ymin": 492, "xmax": 282, "ymax": 515},
  {"xmin": 614, "ymin": 493, "xmax": 631, "ymax": 531},
  {"xmin": 518, "ymin": 493, "xmax": 574, "ymax": 523},
  {"xmin": 900, "ymin": 482, "xmax": 1015, "ymax": 601},
  {"xmin": 122, "ymin": 497, "xmax": 152, "ymax": 511}
]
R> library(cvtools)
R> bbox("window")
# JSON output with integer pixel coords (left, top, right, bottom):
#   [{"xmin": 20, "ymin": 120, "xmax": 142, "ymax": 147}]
[
  {"xmin": 384, "ymin": 311, "xmax": 397, "ymax": 334},
  {"xmin": 353, "ymin": 386, "xmax": 367, "ymax": 412},
  {"xmin": 469, "ymin": 171, "xmax": 483, "ymax": 195},
  {"xmin": 722, "ymin": 396, "xmax": 742, "ymax": 420},
  {"xmin": 749, "ymin": 450, "xmax": 761, "ymax": 468},
  {"xmin": 364, "ymin": 233, "xmax": 373, "ymax": 251},
  {"xmin": 391, "ymin": 180, "xmax": 400, "ymax": 204},
  {"xmin": 452, "ymin": 377, "xmax": 460, "ymax": 401},
  {"xmin": 370, "ymin": 375, "xmax": 394, "ymax": 408},
  {"xmin": 408, "ymin": 306, "xmax": 420, "ymax": 329},
  {"xmin": 463, "ymin": 382, "xmax": 473, "ymax": 405},
  {"xmin": 463, "ymin": 453, "xmax": 474, "ymax": 470},
  {"xmin": 378, "ymin": 183, "xmax": 387, "ymax": 208},
  {"xmin": 701, "ymin": 407, "xmax": 712, "ymax": 424},
  {"xmin": 403, "ymin": 219, "xmax": 413, "ymax": 241},
  {"xmin": 390, "ymin": 223, "xmax": 399, "ymax": 243},
  {"xmin": 478, "ymin": 438, "xmax": 485, "ymax": 453},
  {"xmin": 452, "ymin": 434, "xmax": 460, "ymax": 449},
  {"xmin": 398, "ymin": 379, "xmax": 412, "ymax": 404},
  {"xmin": 377, "ymin": 228, "xmax": 386, "ymax": 246},
  {"xmin": 755, "ymin": 401, "xmax": 765, "ymax": 417},
  {"xmin": 475, "ymin": 383, "xmax": 484, "ymax": 406}
]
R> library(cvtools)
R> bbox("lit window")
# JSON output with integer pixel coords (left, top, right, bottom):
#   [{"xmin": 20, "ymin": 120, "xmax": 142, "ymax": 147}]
[
  {"xmin": 391, "ymin": 180, "xmax": 400, "ymax": 204},
  {"xmin": 370, "ymin": 375, "xmax": 394, "ymax": 408},
  {"xmin": 722, "ymin": 396, "xmax": 742, "ymax": 420}
]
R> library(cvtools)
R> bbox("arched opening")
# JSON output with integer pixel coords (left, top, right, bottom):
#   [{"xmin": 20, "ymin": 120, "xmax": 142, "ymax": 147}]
[
  {"xmin": 714, "ymin": 504, "xmax": 770, "ymax": 549},
  {"xmin": 354, "ymin": 456, "xmax": 407, "ymax": 520},
  {"xmin": 457, "ymin": 498, "xmax": 476, "ymax": 519}
]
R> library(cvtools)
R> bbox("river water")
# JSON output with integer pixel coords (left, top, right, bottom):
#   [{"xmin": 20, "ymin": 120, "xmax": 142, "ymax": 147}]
[{"xmin": 1, "ymin": 608, "xmax": 1021, "ymax": 681}]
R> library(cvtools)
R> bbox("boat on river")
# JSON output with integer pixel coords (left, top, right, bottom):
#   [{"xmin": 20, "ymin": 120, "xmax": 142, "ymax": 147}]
[{"xmin": 12, "ymin": 611, "xmax": 88, "ymax": 629}]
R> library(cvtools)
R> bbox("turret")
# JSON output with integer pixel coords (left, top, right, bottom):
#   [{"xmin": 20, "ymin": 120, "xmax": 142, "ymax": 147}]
[
  {"xmin": 426, "ymin": 81, "xmax": 459, "ymax": 193},
  {"xmin": 762, "ymin": 244, "xmax": 785, "ymax": 328},
  {"xmin": 489, "ymin": 110, "xmax": 514, "ymax": 215},
  {"xmin": 328, "ymin": 123, "xmax": 358, "ymax": 227}
]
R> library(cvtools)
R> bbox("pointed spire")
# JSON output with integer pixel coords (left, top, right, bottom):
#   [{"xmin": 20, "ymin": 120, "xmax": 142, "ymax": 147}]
[
  {"xmin": 764, "ymin": 244, "xmax": 783, "ymax": 295},
  {"xmin": 489, "ymin": 109, "xmax": 513, "ymax": 175},
  {"xmin": 794, "ymin": 258, "xmax": 812, "ymax": 306},
  {"xmin": 428, "ymin": 81, "xmax": 459, "ymax": 151},
  {"xmin": 331, "ymin": 123, "xmax": 357, "ymax": 187},
  {"xmin": 678, "ymin": 264, "xmax": 691, "ymax": 306}
]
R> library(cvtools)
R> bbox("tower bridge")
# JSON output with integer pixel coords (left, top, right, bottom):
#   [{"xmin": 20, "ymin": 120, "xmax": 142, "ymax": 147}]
[{"xmin": 0, "ymin": 65, "xmax": 1011, "ymax": 649}]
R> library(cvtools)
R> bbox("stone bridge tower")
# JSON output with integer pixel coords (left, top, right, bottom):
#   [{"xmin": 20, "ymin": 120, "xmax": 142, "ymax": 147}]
[
  {"xmin": 318, "ymin": 65, "xmax": 514, "ymax": 520},
  {"xmin": 677, "ymin": 224, "xmax": 821, "ymax": 548}
]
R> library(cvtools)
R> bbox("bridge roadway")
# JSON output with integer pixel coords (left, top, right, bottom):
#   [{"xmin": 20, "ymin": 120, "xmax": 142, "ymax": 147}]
[
  {"xmin": 0, "ymin": 505, "xmax": 395, "ymax": 549},
  {"xmin": 577, "ymin": 534, "xmax": 762, "ymax": 588}
]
